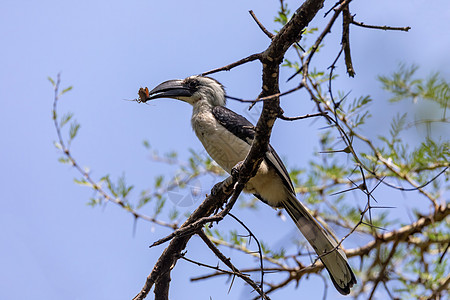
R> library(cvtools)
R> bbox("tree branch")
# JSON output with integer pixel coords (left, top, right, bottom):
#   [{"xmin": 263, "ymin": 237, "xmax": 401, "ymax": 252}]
[{"xmin": 342, "ymin": 5, "xmax": 355, "ymax": 77}]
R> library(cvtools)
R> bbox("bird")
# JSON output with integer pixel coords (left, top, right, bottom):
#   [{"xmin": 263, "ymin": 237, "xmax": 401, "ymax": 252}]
[{"xmin": 141, "ymin": 75, "xmax": 356, "ymax": 295}]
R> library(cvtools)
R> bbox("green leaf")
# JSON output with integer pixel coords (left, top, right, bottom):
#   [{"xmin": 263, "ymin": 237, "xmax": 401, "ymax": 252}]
[
  {"xmin": 138, "ymin": 195, "xmax": 152, "ymax": 208},
  {"xmin": 69, "ymin": 122, "xmax": 80, "ymax": 140},
  {"xmin": 60, "ymin": 112, "xmax": 73, "ymax": 127},
  {"xmin": 58, "ymin": 157, "xmax": 69, "ymax": 164},
  {"xmin": 165, "ymin": 151, "xmax": 177, "ymax": 159},
  {"xmin": 102, "ymin": 175, "xmax": 117, "ymax": 197},
  {"xmin": 61, "ymin": 86, "xmax": 73, "ymax": 95},
  {"xmin": 74, "ymin": 178, "xmax": 91, "ymax": 187},
  {"xmin": 213, "ymin": 229, "xmax": 224, "ymax": 240},
  {"xmin": 155, "ymin": 175, "xmax": 164, "ymax": 188},
  {"xmin": 260, "ymin": 241, "xmax": 270, "ymax": 255},
  {"xmin": 378, "ymin": 63, "xmax": 420, "ymax": 103},
  {"xmin": 153, "ymin": 197, "xmax": 166, "ymax": 217},
  {"xmin": 87, "ymin": 197, "xmax": 103, "ymax": 207},
  {"xmin": 272, "ymin": 248, "xmax": 286, "ymax": 259},
  {"xmin": 48, "ymin": 76, "xmax": 55, "ymax": 87},
  {"xmin": 390, "ymin": 113, "xmax": 407, "ymax": 140},
  {"xmin": 142, "ymin": 140, "xmax": 151, "ymax": 149},
  {"xmin": 168, "ymin": 207, "xmax": 179, "ymax": 221},
  {"xmin": 116, "ymin": 174, "xmax": 133, "ymax": 198}
]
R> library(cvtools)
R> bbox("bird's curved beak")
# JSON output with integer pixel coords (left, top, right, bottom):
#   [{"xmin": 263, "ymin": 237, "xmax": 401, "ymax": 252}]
[{"xmin": 144, "ymin": 79, "xmax": 193, "ymax": 102}]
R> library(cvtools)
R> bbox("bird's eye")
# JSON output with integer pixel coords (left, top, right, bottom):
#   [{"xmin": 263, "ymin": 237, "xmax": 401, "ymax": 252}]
[{"xmin": 187, "ymin": 79, "xmax": 199, "ymax": 90}]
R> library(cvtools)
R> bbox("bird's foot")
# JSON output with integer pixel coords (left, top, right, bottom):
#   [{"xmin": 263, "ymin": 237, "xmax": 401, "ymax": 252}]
[
  {"xmin": 231, "ymin": 161, "xmax": 244, "ymax": 179},
  {"xmin": 211, "ymin": 182, "xmax": 222, "ymax": 197}
]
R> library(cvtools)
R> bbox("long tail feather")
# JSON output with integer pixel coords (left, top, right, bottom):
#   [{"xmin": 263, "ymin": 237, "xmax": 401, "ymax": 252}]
[{"xmin": 282, "ymin": 193, "xmax": 356, "ymax": 295}]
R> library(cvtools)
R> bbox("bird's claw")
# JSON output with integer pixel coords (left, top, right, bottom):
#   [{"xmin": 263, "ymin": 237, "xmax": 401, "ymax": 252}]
[
  {"xmin": 231, "ymin": 161, "xmax": 244, "ymax": 179},
  {"xmin": 211, "ymin": 182, "xmax": 222, "ymax": 196}
]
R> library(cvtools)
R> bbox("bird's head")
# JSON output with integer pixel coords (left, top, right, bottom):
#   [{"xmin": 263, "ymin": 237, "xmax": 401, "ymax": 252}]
[{"xmin": 143, "ymin": 75, "xmax": 226, "ymax": 107}]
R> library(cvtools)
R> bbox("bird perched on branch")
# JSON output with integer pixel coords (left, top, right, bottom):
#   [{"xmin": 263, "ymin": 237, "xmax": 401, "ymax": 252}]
[{"xmin": 140, "ymin": 75, "xmax": 356, "ymax": 295}]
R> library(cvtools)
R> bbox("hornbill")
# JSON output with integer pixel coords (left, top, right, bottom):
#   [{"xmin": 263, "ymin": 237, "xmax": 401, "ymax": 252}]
[{"xmin": 141, "ymin": 75, "xmax": 356, "ymax": 295}]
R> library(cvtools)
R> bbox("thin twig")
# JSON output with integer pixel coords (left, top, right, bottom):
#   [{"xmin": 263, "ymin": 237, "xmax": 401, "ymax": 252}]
[
  {"xmin": 327, "ymin": 45, "xmax": 344, "ymax": 108},
  {"xmin": 226, "ymin": 83, "xmax": 304, "ymax": 104},
  {"xmin": 202, "ymin": 53, "xmax": 262, "ymax": 76},
  {"xmin": 351, "ymin": 19, "xmax": 411, "ymax": 32},
  {"xmin": 249, "ymin": 10, "xmax": 274, "ymax": 39},
  {"xmin": 229, "ymin": 213, "xmax": 265, "ymax": 295},
  {"xmin": 279, "ymin": 112, "xmax": 327, "ymax": 121}
]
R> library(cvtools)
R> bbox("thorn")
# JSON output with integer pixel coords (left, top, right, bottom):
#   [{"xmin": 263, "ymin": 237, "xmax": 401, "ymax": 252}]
[
  {"xmin": 286, "ymin": 67, "xmax": 303, "ymax": 82},
  {"xmin": 319, "ymin": 146, "xmax": 351, "ymax": 154},
  {"xmin": 330, "ymin": 183, "xmax": 366, "ymax": 196},
  {"xmin": 370, "ymin": 206, "xmax": 396, "ymax": 209},
  {"xmin": 361, "ymin": 221, "xmax": 387, "ymax": 231}
]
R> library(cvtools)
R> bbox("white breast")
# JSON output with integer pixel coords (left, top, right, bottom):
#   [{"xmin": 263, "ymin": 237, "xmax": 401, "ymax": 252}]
[{"xmin": 191, "ymin": 104, "xmax": 250, "ymax": 173}]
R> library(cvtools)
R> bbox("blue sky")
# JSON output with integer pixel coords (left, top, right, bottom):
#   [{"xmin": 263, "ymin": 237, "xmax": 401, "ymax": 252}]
[{"xmin": 1, "ymin": 1, "xmax": 449, "ymax": 299}]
